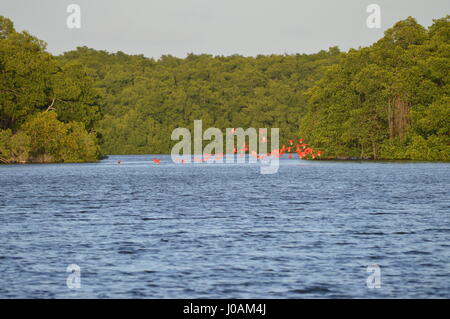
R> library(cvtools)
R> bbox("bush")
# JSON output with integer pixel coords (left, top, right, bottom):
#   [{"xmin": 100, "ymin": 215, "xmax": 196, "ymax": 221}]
[
  {"xmin": 0, "ymin": 129, "xmax": 31, "ymax": 163},
  {"xmin": 11, "ymin": 111, "xmax": 101, "ymax": 163},
  {"xmin": 406, "ymin": 135, "xmax": 450, "ymax": 161}
]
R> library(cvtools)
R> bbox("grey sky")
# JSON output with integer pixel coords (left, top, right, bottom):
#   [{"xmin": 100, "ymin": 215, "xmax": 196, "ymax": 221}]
[{"xmin": 1, "ymin": 0, "xmax": 448, "ymax": 58}]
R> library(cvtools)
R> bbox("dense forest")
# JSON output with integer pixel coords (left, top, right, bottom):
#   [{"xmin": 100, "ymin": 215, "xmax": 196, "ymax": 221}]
[
  {"xmin": 0, "ymin": 16, "xmax": 100, "ymax": 163},
  {"xmin": 0, "ymin": 15, "xmax": 448, "ymax": 163}
]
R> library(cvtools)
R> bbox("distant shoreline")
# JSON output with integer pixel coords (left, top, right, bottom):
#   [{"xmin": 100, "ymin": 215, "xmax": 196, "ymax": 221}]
[{"xmin": 4, "ymin": 155, "xmax": 448, "ymax": 165}]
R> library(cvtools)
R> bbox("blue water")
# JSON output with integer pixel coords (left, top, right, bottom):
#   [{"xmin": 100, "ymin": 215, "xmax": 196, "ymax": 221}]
[{"xmin": 0, "ymin": 155, "xmax": 449, "ymax": 298}]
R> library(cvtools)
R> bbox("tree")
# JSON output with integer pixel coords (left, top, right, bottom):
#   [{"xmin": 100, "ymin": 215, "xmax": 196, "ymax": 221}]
[
  {"xmin": 0, "ymin": 129, "xmax": 30, "ymax": 163},
  {"xmin": 20, "ymin": 111, "xmax": 99, "ymax": 163}
]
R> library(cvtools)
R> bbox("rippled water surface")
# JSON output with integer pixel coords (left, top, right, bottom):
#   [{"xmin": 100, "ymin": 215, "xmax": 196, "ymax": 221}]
[{"xmin": 0, "ymin": 155, "xmax": 449, "ymax": 298}]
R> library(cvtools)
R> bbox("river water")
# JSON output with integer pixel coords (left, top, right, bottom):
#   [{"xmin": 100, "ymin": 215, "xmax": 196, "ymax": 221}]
[{"xmin": 0, "ymin": 155, "xmax": 449, "ymax": 298}]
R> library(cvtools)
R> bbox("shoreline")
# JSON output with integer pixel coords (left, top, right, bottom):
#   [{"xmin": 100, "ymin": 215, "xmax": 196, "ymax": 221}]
[{"xmin": 3, "ymin": 156, "xmax": 448, "ymax": 165}]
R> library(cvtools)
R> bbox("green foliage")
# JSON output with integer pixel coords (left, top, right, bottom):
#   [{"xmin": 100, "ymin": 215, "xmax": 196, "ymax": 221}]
[
  {"xmin": 60, "ymin": 121, "xmax": 100, "ymax": 162},
  {"xmin": 0, "ymin": 112, "xmax": 99, "ymax": 163},
  {"xmin": 0, "ymin": 16, "xmax": 102, "ymax": 163},
  {"xmin": 1, "ymin": 15, "xmax": 448, "ymax": 162},
  {"xmin": 0, "ymin": 16, "xmax": 100, "ymax": 130},
  {"xmin": 406, "ymin": 135, "xmax": 450, "ymax": 161},
  {"xmin": 20, "ymin": 112, "xmax": 99, "ymax": 163},
  {"xmin": 59, "ymin": 47, "xmax": 341, "ymax": 155},
  {"xmin": 0, "ymin": 129, "xmax": 30, "ymax": 163},
  {"xmin": 57, "ymin": 16, "xmax": 449, "ymax": 161},
  {"xmin": 299, "ymin": 16, "xmax": 449, "ymax": 161},
  {"xmin": 21, "ymin": 112, "xmax": 68, "ymax": 161},
  {"xmin": 0, "ymin": 16, "xmax": 55, "ymax": 130},
  {"xmin": 51, "ymin": 60, "xmax": 101, "ymax": 129}
]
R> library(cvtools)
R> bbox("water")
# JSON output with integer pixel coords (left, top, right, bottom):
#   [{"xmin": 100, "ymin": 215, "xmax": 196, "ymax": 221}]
[{"xmin": 0, "ymin": 155, "xmax": 449, "ymax": 298}]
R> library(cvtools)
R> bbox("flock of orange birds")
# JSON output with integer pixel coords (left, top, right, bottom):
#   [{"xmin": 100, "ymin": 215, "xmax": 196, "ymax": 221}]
[
  {"xmin": 116, "ymin": 131, "xmax": 322, "ymax": 165},
  {"xmin": 153, "ymin": 136, "xmax": 320, "ymax": 165}
]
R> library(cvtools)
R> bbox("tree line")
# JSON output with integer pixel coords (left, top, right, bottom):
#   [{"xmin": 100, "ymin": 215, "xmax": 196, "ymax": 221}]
[
  {"xmin": 1, "ymin": 15, "xmax": 448, "ymax": 163},
  {"xmin": 0, "ymin": 16, "xmax": 100, "ymax": 163}
]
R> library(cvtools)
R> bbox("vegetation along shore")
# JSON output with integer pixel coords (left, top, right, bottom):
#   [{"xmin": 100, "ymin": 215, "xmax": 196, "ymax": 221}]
[{"xmin": 0, "ymin": 15, "xmax": 448, "ymax": 163}]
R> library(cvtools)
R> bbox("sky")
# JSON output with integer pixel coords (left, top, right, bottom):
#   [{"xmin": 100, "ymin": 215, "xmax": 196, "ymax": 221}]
[{"xmin": 1, "ymin": 0, "xmax": 449, "ymax": 58}]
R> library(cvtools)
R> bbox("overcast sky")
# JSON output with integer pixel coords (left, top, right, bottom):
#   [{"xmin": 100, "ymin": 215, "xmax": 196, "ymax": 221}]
[{"xmin": 1, "ymin": 0, "xmax": 448, "ymax": 58}]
